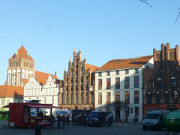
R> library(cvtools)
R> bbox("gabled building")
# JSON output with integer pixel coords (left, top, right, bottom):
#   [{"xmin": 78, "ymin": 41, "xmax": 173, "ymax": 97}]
[
  {"xmin": 59, "ymin": 49, "xmax": 99, "ymax": 110},
  {"xmin": 24, "ymin": 71, "xmax": 62, "ymax": 108},
  {"xmin": 0, "ymin": 85, "xmax": 24, "ymax": 111},
  {"xmin": 95, "ymin": 55, "xmax": 153, "ymax": 122},
  {"xmin": 5, "ymin": 46, "xmax": 35, "ymax": 86},
  {"xmin": 143, "ymin": 43, "xmax": 180, "ymax": 115}
]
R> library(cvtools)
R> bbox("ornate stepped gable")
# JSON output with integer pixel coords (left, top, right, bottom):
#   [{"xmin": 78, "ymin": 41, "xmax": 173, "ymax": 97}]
[{"xmin": 60, "ymin": 49, "xmax": 99, "ymax": 110}]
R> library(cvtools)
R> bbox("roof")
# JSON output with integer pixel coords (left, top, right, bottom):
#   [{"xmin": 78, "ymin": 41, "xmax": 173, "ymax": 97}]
[
  {"xmin": 85, "ymin": 64, "xmax": 99, "ymax": 72},
  {"xmin": 10, "ymin": 46, "xmax": 34, "ymax": 61},
  {"xmin": 24, "ymin": 104, "xmax": 59, "ymax": 108},
  {"xmin": 96, "ymin": 55, "xmax": 153, "ymax": 71},
  {"xmin": 35, "ymin": 71, "xmax": 58, "ymax": 85},
  {"xmin": 0, "ymin": 85, "xmax": 24, "ymax": 98}
]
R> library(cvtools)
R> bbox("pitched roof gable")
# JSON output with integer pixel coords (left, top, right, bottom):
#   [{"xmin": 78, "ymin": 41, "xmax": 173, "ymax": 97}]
[
  {"xmin": 10, "ymin": 46, "xmax": 34, "ymax": 61},
  {"xmin": 35, "ymin": 71, "xmax": 58, "ymax": 85},
  {"xmin": 96, "ymin": 55, "xmax": 153, "ymax": 71},
  {"xmin": 0, "ymin": 85, "xmax": 24, "ymax": 98}
]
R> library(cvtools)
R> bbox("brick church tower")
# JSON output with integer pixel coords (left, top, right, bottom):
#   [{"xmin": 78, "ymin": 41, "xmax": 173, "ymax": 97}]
[{"xmin": 5, "ymin": 46, "xmax": 35, "ymax": 86}]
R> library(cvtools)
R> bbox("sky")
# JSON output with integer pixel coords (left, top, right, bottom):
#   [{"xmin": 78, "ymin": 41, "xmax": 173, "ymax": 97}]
[{"xmin": 1, "ymin": 0, "xmax": 180, "ymax": 85}]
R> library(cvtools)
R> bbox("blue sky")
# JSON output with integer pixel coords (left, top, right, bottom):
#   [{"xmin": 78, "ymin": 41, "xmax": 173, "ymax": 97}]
[{"xmin": 1, "ymin": 0, "xmax": 180, "ymax": 85}]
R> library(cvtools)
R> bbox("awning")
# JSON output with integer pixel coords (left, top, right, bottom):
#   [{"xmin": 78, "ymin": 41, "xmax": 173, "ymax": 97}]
[
  {"xmin": 1, "ymin": 105, "xmax": 9, "ymax": 108},
  {"xmin": 24, "ymin": 104, "xmax": 60, "ymax": 109}
]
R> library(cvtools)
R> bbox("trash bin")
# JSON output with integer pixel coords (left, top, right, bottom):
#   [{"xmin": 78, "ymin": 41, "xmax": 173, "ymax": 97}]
[{"xmin": 35, "ymin": 125, "xmax": 41, "ymax": 135}]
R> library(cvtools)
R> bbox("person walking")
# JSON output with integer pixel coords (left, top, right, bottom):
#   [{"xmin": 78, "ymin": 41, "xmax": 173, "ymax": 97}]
[{"xmin": 62, "ymin": 115, "xmax": 66, "ymax": 129}]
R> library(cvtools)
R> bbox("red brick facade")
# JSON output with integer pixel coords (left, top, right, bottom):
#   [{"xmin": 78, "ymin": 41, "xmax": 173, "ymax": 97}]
[{"xmin": 143, "ymin": 43, "xmax": 180, "ymax": 115}]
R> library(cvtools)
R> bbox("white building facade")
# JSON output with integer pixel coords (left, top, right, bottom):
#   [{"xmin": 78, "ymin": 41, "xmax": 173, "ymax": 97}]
[
  {"xmin": 94, "ymin": 56, "xmax": 154, "ymax": 122},
  {"xmin": 24, "ymin": 75, "xmax": 60, "ymax": 111}
]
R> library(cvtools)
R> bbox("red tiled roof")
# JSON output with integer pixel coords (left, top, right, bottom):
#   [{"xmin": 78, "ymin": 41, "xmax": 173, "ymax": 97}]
[
  {"xmin": 35, "ymin": 71, "xmax": 58, "ymax": 85},
  {"xmin": 0, "ymin": 85, "xmax": 24, "ymax": 98},
  {"xmin": 96, "ymin": 55, "xmax": 153, "ymax": 71},
  {"xmin": 10, "ymin": 46, "xmax": 34, "ymax": 61},
  {"xmin": 23, "ymin": 79, "xmax": 29, "ymax": 85},
  {"xmin": 85, "ymin": 64, "xmax": 99, "ymax": 72}
]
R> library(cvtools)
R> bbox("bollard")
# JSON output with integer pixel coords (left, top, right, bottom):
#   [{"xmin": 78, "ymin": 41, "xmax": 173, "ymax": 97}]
[{"xmin": 35, "ymin": 125, "xmax": 41, "ymax": 135}]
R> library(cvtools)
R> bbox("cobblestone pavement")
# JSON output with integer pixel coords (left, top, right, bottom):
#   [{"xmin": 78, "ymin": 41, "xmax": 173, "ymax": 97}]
[{"xmin": 0, "ymin": 120, "xmax": 179, "ymax": 135}]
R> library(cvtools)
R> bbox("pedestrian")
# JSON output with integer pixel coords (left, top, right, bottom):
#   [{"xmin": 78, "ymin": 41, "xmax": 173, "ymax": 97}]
[
  {"xmin": 62, "ymin": 115, "xmax": 66, "ymax": 129},
  {"xmin": 66, "ymin": 114, "xmax": 69, "ymax": 125},
  {"xmin": 50, "ymin": 115, "xmax": 55, "ymax": 128},
  {"xmin": 124, "ymin": 116, "xmax": 128, "ymax": 126},
  {"xmin": 57, "ymin": 114, "xmax": 61, "ymax": 129}
]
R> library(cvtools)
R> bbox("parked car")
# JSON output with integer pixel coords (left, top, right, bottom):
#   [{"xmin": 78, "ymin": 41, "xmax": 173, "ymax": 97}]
[
  {"xmin": 72, "ymin": 109, "xmax": 91, "ymax": 125},
  {"xmin": 143, "ymin": 110, "xmax": 170, "ymax": 130},
  {"xmin": 86, "ymin": 111, "xmax": 113, "ymax": 127}
]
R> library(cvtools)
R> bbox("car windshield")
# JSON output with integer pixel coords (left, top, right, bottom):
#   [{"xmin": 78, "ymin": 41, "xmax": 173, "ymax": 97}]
[
  {"xmin": 145, "ymin": 114, "xmax": 160, "ymax": 119},
  {"xmin": 88, "ymin": 112, "xmax": 101, "ymax": 118}
]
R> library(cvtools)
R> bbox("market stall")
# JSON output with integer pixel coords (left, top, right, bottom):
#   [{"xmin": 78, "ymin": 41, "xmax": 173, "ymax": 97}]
[{"xmin": 8, "ymin": 103, "xmax": 58, "ymax": 128}]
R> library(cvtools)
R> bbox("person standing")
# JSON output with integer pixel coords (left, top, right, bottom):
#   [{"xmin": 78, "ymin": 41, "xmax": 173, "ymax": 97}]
[
  {"xmin": 67, "ymin": 114, "xmax": 69, "ymax": 125},
  {"xmin": 57, "ymin": 114, "xmax": 61, "ymax": 129},
  {"xmin": 62, "ymin": 115, "xmax": 66, "ymax": 129},
  {"xmin": 50, "ymin": 115, "xmax": 55, "ymax": 128}
]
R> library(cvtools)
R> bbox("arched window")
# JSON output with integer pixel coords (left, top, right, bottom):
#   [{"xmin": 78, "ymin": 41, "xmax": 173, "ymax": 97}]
[
  {"xmin": 156, "ymin": 91, "xmax": 161, "ymax": 104},
  {"xmin": 164, "ymin": 91, "xmax": 169, "ymax": 104},
  {"xmin": 157, "ymin": 78, "xmax": 162, "ymax": 88},
  {"xmin": 147, "ymin": 92, "xmax": 152, "ymax": 104},
  {"xmin": 8, "ymin": 70, "xmax": 11, "ymax": 85},
  {"xmin": 171, "ymin": 77, "xmax": 176, "ymax": 87}
]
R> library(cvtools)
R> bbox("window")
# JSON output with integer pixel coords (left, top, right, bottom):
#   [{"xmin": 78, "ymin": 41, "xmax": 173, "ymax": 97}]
[
  {"xmin": 125, "ymin": 77, "xmax": 130, "ymax": 89},
  {"xmin": 115, "ymin": 92, "xmax": 120, "ymax": 102},
  {"xmin": 115, "ymin": 77, "xmax": 120, "ymax": 89},
  {"xmin": 98, "ymin": 93, "xmax": 102, "ymax": 105},
  {"xmin": 98, "ymin": 72, "xmax": 102, "ymax": 77},
  {"xmin": 71, "ymin": 93, "xmax": 73, "ymax": 104},
  {"xmin": 125, "ymin": 69, "xmax": 129, "ymax": 74},
  {"xmin": 157, "ymin": 79, "xmax": 162, "ymax": 88},
  {"xmin": 156, "ymin": 92, "xmax": 160, "ymax": 104},
  {"xmin": 116, "ymin": 70, "xmax": 119, "ymax": 75},
  {"xmin": 98, "ymin": 79, "xmax": 102, "ymax": 90},
  {"xmin": 134, "ymin": 75, "xmax": 139, "ymax": 88},
  {"xmin": 86, "ymin": 92, "xmax": 88, "ymax": 104},
  {"xmin": 134, "ymin": 91, "xmax": 139, "ymax": 104},
  {"xmin": 171, "ymin": 78, "xmax": 176, "ymax": 87},
  {"xmin": 76, "ymin": 92, "xmax": 78, "ymax": 104},
  {"xmin": 125, "ymin": 91, "xmax": 130, "ymax": 104},
  {"xmin": 135, "ymin": 107, "xmax": 139, "ymax": 116},
  {"xmin": 106, "ymin": 92, "xmax": 111, "ymax": 104},
  {"xmin": 107, "ymin": 71, "xmax": 110, "ymax": 76},
  {"xmin": 81, "ymin": 92, "xmax": 83, "ymax": 104},
  {"xmin": 135, "ymin": 68, "xmax": 139, "ymax": 74},
  {"xmin": 106, "ymin": 78, "xmax": 111, "ymax": 89},
  {"xmin": 165, "ymin": 92, "xmax": 169, "ymax": 104}
]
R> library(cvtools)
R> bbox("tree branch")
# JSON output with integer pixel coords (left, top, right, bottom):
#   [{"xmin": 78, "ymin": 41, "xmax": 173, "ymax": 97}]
[
  {"xmin": 140, "ymin": 0, "xmax": 152, "ymax": 7},
  {"xmin": 175, "ymin": 8, "xmax": 180, "ymax": 23}
]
